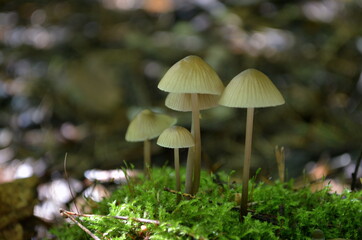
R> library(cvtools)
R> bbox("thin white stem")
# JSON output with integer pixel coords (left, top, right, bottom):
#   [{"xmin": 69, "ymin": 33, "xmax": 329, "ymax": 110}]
[
  {"xmin": 191, "ymin": 93, "xmax": 201, "ymax": 194},
  {"xmin": 174, "ymin": 148, "xmax": 181, "ymax": 203},
  {"xmin": 185, "ymin": 122, "xmax": 195, "ymax": 195},
  {"xmin": 240, "ymin": 107, "xmax": 254, "ymax": 219},
  {"xmin": 144, "ymin": 139, "xmax": 151, "ymax": 179}
]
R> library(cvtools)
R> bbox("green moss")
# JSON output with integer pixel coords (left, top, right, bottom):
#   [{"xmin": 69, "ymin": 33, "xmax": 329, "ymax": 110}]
[{"xmin": 51, "ymin": 167, "xmax": 362, "ymax": 239}]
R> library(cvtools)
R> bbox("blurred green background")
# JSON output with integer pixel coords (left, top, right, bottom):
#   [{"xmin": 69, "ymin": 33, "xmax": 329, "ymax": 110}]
[{"xmin": 1, "ymin": 0, "xmax": 361, "ymax": 183}]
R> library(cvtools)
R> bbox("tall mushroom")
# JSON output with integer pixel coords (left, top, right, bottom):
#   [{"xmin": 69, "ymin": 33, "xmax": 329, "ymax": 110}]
[
  {"xmin": 157, "ymin": 126, "xmax": 195, "ymax": 203},
  {"xmin": 158, "ymin": 56, "xmax": 224, "ymax": 194},
  {"xmin": 218, "ymin": 69, "xmax": 285, "ymax": 219},
  {"xmin": 125, "ymin": 109, "xmax": 177, "ymax": 179},
  {"xmin": 165, "ymin": 92, "xmax": 221, "ymax": 194}
]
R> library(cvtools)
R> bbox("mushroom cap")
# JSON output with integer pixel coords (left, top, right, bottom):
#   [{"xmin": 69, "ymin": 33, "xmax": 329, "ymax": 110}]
[
  {"xmin": 157, "ymin": 126, "xmax": 195, "ymax": 149},
  {"xmin": 219, "ymin": 68, "xmax": 285, "ymax": 108},
  {"xmin": 165, "ymin": 93, "xmax": 220, "ymax": 112},
  {"xmin": 158, "ymin": 55, "xmax": 224, "ymax": 95},
  {"xmin": 125, "ymin": 109, "xmax": 177, "ymax": 142}
]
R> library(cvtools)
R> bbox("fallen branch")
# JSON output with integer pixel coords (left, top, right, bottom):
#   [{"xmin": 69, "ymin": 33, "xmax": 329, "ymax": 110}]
[
  {"xmin": 60, "ymin": 209, "xmax": 101, "ymax": 240},
  {"xmin": 59, "ymin": 209, "xmax": 160, "ymax": 225},
  {"xmin": 63, "ymin": 153, "xmax": 80, "ymax": 214}
]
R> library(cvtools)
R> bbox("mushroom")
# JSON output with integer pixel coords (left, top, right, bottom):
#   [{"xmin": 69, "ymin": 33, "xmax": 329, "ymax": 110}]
[
  {"xmin": 218, "ymin": 68, "xmax": 285, "ymax": 218},
  {"xmin": 157, "ymin": 126, "xmax": 195, "ymax": 202},
  {"xmin": 165, "ymin": 92, "xmax": 221, "ymax": 194},
  {"xmin": 125, "ymin": 109, "xmax": 177, "ymax": 179},
  {"xmin": 158, "ymin": 55, "xmax": 224, "ymax": 194}
]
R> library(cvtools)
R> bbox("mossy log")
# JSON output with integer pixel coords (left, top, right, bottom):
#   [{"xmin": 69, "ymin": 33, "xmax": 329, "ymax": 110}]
[{"xmin": 0, "ymin": 176, "xmax": 38, "ymax": 230}]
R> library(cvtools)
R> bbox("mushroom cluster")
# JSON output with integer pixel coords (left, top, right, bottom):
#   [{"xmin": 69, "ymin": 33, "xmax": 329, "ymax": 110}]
[
  {"xmin": 125, "ymin": 56, "xmax": 285, "ymax": 220},
  {"xmin": 158, "ymin": 55, "xmax": 224, "ymax": 194},
  {"xmin": 157, "ymin": 57, "xmax": 285, "ymax": 219}
]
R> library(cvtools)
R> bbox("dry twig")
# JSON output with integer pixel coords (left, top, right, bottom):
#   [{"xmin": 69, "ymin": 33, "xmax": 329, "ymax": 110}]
[
  {"xmin": 163, "ymin": 187, "xmax": 196, "ymax": 199},
  {"xmin": 275, "ymin": 146, "xmax": 285, "ymax": 183},
  {"xmin": 63, "ymin": 153, "xmax": 80, "ymax": 214},
  {"xmin": 351, "ymin": 148, "xmax": 362, "ymax": 191},
  {"xmin": 60, "ymin": 209, "xmax": 101, "ymax": 240},
  {"xmin": 60, "ymin": 209, "xmax": 160, "ymax": 225}
]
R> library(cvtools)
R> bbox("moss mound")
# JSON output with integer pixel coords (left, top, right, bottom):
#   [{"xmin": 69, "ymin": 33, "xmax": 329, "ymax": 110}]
[{"xmin": 52, "ymin": 168, "xmax": 362, "ymax": 239}]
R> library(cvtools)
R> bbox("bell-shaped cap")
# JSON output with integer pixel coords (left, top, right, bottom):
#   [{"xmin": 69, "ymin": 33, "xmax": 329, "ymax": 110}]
[
  {"xmin": 158, "ymin": 55, "xmax": 224, "ymax": 95},
  {"xmin": 219, "ymin": 68, "xmax": 285, "ymax": 108},
  {"xmin": 165, "ymin": 93, "xmax": 220, "ymax": 112},
  {"xmin": 125, "ymin": 109, "xmax": 177, "ymax": 142},
  {"xmin": 157, "ymin": 126, "xmax": 195, "ymax": 149}
]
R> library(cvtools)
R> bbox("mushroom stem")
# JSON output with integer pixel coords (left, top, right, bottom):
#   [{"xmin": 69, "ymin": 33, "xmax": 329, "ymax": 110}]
[
  {"xmin": 185, "ymin": 123, "xmax": 195, "ymax": 195},
  {"xmin": 144, "ymin": 139, "xmax": 151, "ymax": 179},
  {"xmin": 191, "ymin": 93, "xmax": 201, "ymax": 195},
  {"xmin": 240, "ymin": 107, "xmax": 254, "ymax": 219},
  {"xmin": 174, "ymin": 148, "xmax": 181, "ymax": 203}
]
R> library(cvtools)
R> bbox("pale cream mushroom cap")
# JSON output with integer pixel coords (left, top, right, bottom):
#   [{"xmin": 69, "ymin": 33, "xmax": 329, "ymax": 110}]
[
  {"xmin": 165, "ymin": 93, "xmax": 220, "ymax": 112},
  {"xmin": 157, "ymin": 126, "xmax": 195, "ymax": 149},
  {"xmin": 125, "ymin": 109, "xmax": 177, "ymax": 142},
  {"xmin": 219, "ymin": 68, "xmax": 285, "ymax": 108},
  {"xmin": 158, "ymin": 55, "xmax": 224, "ymax": 95}
]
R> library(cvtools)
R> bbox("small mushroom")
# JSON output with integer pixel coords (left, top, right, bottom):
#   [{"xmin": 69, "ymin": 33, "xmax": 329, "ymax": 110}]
[
  {"xmin": 157, "ymin": 126, "xmax": 195, "ymax": 202},
  {"xmin": 158, "ymin": 55, "xmax": 224, "ymax": 194},
  {"xmin": 125, "ymin": 109, "xmax": 177, "ymax": 179},
  {"xmin": 219, "ymin": 68, "xmax": 284, "ymax": 218}
]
